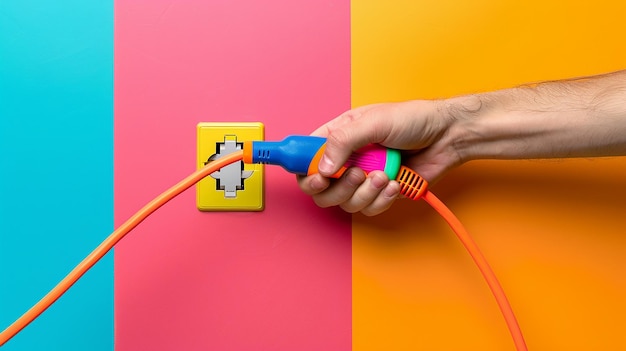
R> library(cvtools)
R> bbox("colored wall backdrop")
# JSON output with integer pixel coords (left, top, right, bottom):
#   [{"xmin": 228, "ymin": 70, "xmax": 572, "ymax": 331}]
[
  {"xmin": 1, "ymin": 0, "xmax": 625, "ymax": 350},
  {"xmin": 0, "ymin": 1, "xmax": 114, "ymax": 351},
  {"xmin": 352, "ymin": 0, "xmax": 626, "ymax": 350},
  {"xmin": 114, "ymin": 1, "xmax": 351, "ymax": 350}
]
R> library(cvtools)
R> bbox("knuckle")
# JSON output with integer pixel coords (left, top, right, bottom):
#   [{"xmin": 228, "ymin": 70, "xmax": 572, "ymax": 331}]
[
  {"xmin": 340, "ymin": 110, "xmax": 360, "ymax": 124},
  {"xmin": 326, "ymin": 128, "xmax": 351, "ymax": 150},
  {"xmin": 360, "ymin": 209, "xmax": 380, "ymax": 217},
  {"xmin": 339, "ymin": 202, "xmax": 360, "ymax": 214},
  {"xmin": 298, "ymin": 174, "xmax": 329, "ymax": 195},
  {"xmin": 313, "ymin": 196, "xmax": 333, "ymax": 208},
  {"xmin": 297, "ymin": 179, "xmax": 315, "ymax": 195},
  {"xmin": 361, "ymin": 196, "xmax": 395, "ymax": 217},
  {"xmin": 326, "ymin": 111, "xmax": 363, "ymax": 146},
  {"xmin": 340, "ymin": 185, "xmax": 375, "ymax": 214},
  {"xmin": 362, "ymin": 204, "xmax": 386, "ymax": 216},
  {"xmin": 360, "ymin": 200, "xmax": 386, "ymax": 216},
  {"xmin": 352, "ymin": 187, "xmax": 373, "ymax": 205},
  {"xmin": 320, "ymin": 182, "xmax": 357, "ymax": 208}
]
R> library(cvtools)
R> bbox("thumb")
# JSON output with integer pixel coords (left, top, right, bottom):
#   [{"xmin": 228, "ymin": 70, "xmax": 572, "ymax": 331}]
[{"xmin": 316, "ymin": 110, "xmax": 389, "ymax": 177}]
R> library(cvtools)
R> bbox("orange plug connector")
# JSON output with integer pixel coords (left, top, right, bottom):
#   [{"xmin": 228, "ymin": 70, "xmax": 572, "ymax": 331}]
[{"xmin": 396, "ymin": 165, "xmax": 428, "ymax": 200}]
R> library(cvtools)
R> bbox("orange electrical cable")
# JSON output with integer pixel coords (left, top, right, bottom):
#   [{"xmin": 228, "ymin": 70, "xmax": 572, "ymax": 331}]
[
  {"xmin": 422, "ymin": 190, "xmax": 528, "ymax": 351},
  {"xmin": 396, "ymin": 165, "xmax": 526, "ymax": 350},
  {"xmin": 0, "ymin": 151, "xmax": 244, "ymax": 347},
  {"xmin": 2, "ymin": 147, "xmax": 528, "ymax": 350}
]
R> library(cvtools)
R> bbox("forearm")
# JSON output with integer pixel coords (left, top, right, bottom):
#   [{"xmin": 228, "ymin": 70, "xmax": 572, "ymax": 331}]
[{"xmin": 447, "ymin": 70, "xmax": 626, "ymax": 163}]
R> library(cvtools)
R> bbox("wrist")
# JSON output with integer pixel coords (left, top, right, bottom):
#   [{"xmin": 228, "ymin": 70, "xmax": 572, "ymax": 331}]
[
  {"xmin": 441, "ymin": 76, "xmax": 626, "ymax": 162},
  {"xmin": 439, "ymin": 94, "xmax": 489, "ymax": 164}
]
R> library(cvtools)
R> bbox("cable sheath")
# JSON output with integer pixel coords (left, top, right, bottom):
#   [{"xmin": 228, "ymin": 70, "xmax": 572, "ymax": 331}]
[
  {"xmin": 0, "ymin": 151, "xmax": 244, "ymax": 346},
  {"xmin": 422, "ymin": 190, "xmax": 528, "ymax": 351},
  {"xmin": 1, "ymin": 147, "xmax": 528, "ymax": 351}
]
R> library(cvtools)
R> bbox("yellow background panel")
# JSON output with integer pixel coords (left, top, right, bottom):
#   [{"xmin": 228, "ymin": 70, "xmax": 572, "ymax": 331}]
[{"xmin": 351, "ymin": 1, "xmax": 626, "ymax": 350}]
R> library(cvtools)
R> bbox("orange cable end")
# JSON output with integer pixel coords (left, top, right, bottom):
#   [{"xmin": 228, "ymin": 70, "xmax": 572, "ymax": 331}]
[
  {"xmin": 396, "ymin": 165, "xmax": 428, "ymax": 200},
  {"xmin": 242, "ymin": 141, "xmax": 253, "ymax": 164}
]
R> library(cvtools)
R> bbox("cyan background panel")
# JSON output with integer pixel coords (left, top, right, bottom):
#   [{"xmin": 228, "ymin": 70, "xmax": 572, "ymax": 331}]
[{"xmin": 0, "ymin": 1, "xmax": 114, "ymax": 350}]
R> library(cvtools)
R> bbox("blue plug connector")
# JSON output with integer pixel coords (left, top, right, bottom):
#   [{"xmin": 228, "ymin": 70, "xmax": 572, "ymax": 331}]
[{"xmin": 243, "ymin": 135, "xmax": 401, "ymax": 179}]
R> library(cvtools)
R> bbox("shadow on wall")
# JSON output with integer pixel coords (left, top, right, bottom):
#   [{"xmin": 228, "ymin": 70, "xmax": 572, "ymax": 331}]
[{"xmin": 354, "ymin": 157, "xmax": 626, "ymax": 248}]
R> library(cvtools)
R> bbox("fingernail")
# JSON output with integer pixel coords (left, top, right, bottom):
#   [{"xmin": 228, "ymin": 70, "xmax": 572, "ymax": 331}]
[
  {"xmin": 310, "ymin": 175, "xmax": 325, "ymax": 191},
  {"xmin": 370, "ymin": 173, "xmax": 387, "ymax": 189},
  {"xmin": 384, "ymin": 182, "xmax": 400, "ymax": 199},
  {"xmin": 346, "ymin": 169, "xmax": 366, "ymax": 186},
  {"xmin": 318, "ymin": 155, "xmax": 334, "ymax": 175}
]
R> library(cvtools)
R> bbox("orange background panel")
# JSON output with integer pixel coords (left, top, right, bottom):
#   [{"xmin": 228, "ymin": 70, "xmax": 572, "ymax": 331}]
[{"xmin": 351, "ymin": 1, "xmax": 626, "ymax": 350}]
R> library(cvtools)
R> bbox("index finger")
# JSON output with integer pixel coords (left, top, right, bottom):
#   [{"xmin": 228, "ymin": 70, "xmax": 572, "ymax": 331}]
[{"xmin": 296, "ymin": 173, "xmax": 331, "ymax": 196}]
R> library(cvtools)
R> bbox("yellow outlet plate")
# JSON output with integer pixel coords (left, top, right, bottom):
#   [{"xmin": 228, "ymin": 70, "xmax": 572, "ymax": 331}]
[{"xmin": 197, "ymin": 122, "xmax": 264, "ymax": 211}]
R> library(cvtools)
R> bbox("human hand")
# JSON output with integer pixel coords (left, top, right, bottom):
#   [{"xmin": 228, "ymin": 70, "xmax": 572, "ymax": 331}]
[
  {"xmin": 297, "ymin": 100, "xmax": 464, "ymax": 216},
  {"xmin": 298, "ymin": 70, "xmax": 626, "ymax": 216}
]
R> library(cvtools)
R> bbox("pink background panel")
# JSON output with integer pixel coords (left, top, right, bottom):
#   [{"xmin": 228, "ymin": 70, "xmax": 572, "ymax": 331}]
[{"xmin": 114, "ymin": 1, "xmax": 351, "ymax": 350}]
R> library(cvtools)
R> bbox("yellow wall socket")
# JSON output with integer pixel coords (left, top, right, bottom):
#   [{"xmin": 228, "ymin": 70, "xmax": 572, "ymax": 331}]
[{"xmin": 196, "ymin": 122, "xmax": 264, "ymax": 211}]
